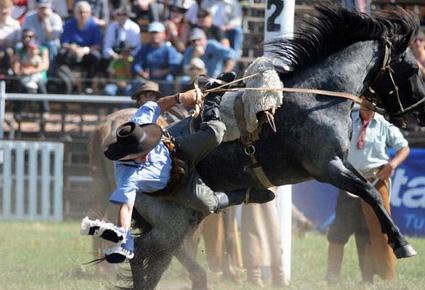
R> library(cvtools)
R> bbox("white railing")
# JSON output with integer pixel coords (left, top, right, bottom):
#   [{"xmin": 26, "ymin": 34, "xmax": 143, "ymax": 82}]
[
  {"xmin": 0, "ymin": 81, "xmax": 132, "ymax": 139},
  {"xmin": 0, "ymin": 140, "xmax": 64, "ymax": 221}
]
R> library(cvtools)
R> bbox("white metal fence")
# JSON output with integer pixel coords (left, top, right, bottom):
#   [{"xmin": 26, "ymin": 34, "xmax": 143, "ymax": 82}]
[{"xmin": 0, "ymin": 140, "xmax": 64, "ymax": 221}]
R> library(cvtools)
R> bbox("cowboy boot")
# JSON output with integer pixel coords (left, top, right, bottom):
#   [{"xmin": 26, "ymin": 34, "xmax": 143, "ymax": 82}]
[
  {"xmin": 271, "ymin": 264, "xmax": 285, "ymax": 287},
  {"xmin": 246, "ymin": 266, "xmax": 264, "ymax": 288},
  {"xmin": 214, "ymin": 189, "xmax": 275, "ymax": 212},
  {"xmin": 229, "ymin": 188, "xmax": 275, "ymax": 206}
]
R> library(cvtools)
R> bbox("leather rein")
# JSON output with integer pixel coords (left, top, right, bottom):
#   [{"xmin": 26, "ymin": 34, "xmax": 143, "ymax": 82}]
[{"xmin": 365, "ymin": 37, "xmax": 425, "ymax": 117}]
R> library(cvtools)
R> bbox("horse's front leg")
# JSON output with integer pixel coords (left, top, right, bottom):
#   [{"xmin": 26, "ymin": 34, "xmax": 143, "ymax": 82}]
[
  {"xmin": 174, "ymin": 243, "xmax": 208, "ymax": 290},
  {"xmin": 130, "ymin": 234, "xmax": 175, "ymax": 290},
  {"xmin": 321, "ymin": 159, "xmax": 416, "ymax": 259}
]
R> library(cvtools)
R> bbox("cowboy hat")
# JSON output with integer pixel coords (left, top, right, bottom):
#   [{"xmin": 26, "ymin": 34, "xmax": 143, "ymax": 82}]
[
  {"xmin": 104, "ymin": 121, "xmax": 163, "ymax": 161},
  {"xmin": 113, "ymin": 4, "xmax": 135, "ymax": 18},
  {"xmin": 131, "ymin": 81, "xmax": 161, "ymax": 100}
]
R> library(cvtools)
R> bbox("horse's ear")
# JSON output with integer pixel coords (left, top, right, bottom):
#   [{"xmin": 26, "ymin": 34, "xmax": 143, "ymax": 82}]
[{"xmin": 272, "ymin": 59, "xmax": 294, "ymax": 73}]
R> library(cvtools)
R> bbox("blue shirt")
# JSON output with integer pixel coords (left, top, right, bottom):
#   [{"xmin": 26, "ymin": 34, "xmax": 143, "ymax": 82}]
[
  {"xmin": 348, "ymin": 109, "xmax": 408, "ymax": 174},
  {"xmin": 133, "ymin": 43, "xmax": 182, "ymax": 81},
  {"xmin": 183, "ymin": 40, "xmax": 237, "ymax": 77},
  {"xmin": 60, "ymin": 17, "xmax": 102, "ymax": 47},
  {"xmin": 22, "ymin": 11, "xmax": 63, "ymax": 46},
  {"xmin": 109, "ymin": 101, "xmax": 172, "ymax": 205}
]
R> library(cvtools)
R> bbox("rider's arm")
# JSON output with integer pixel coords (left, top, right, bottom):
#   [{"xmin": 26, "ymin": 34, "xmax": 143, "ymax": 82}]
[{"xmin": 157, "ymin": 90, "xmax": 197, "ymax": 113}]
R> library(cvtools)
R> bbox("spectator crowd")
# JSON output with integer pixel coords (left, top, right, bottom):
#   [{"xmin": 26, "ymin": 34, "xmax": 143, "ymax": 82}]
[{"xmin": 0, "ymin": 0, "xmax": 243, "ymax": 96}]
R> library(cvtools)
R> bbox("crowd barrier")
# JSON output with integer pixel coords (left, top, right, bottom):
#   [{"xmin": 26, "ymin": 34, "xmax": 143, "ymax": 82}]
[{"xmin": 0, "ymin": 140, "xmax": 63, "ymax": 221}]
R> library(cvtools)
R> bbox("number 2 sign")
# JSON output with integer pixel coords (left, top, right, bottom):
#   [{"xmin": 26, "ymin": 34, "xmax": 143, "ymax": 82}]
[{"xmin": 264, "ymin": 0, "xmax": 295, "ymax": 42}]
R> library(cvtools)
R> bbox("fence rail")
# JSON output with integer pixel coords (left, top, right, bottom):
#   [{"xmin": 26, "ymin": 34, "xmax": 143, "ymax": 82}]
[{"xmin": 0, "ymin": 140, "xmax": 63, "ymax": 221}]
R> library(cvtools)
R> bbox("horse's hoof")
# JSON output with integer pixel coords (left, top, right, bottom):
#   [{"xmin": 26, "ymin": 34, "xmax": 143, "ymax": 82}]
[{"xmin": 394, "ymin": 244, "xmax": 417, "ymax": 259}]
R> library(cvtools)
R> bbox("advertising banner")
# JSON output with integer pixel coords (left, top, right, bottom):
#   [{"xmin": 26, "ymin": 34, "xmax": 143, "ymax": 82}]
[{"xmin": 292, "ymin": 148, "xmax": 425, "ymax": 237}]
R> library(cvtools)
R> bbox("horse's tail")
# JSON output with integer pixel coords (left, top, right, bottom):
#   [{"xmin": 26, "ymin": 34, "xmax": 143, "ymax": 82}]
[{"xmin": 88, "ymin": 122, "xmax": 116, "ymax": 219}]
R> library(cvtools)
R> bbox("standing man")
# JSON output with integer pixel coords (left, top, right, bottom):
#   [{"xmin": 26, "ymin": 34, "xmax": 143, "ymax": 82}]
[
  {"xmin": 326, "ymin": 99, "xmax": 410, "ymax": 283},
  {"xmin": 22, "ymin": 0, "xmax": 63, "ymax": 61}
]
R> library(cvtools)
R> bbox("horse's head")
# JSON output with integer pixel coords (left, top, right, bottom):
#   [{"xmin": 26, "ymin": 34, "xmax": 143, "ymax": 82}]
[{"xmin": 367, "ymin": 47, "xmax": 425, "ymax": 127}]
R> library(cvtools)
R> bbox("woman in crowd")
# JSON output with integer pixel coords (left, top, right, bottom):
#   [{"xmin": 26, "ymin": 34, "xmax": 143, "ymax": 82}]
[
  {"xmin": 12, "ymin": 28, "xmax": 49, "ymax": 116},
  {"xmin": 0, "ymin": 0, "xmax": 21, "ymax": 79},
  {"xmin": 12, "ymin": 28, "xmax": 49, "ymax": 94}
]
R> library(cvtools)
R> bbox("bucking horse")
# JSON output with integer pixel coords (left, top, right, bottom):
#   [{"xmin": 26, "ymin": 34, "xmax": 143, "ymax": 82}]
[{"xmin": 90, "ymin": 3, "xmax": 425, "ymax": 289}]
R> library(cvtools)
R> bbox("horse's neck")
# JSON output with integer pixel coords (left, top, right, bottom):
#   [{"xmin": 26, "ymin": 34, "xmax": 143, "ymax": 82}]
[
  {"xmin": 285, "ymin": 42, "xmax": 371, "ymax": 93},
  {"xmin": 286, "ymin": 41, "xmax": 380, "ymax": 96}
]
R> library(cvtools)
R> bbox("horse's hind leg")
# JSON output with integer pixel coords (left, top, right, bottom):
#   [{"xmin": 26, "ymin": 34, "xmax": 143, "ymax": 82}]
[{"xmin": 322, "ymin": 159, "xmax": 416, "ymax": 259}]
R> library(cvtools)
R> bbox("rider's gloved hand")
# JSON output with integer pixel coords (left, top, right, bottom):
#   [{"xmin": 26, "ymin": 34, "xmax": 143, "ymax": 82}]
[{"xmin": 202, "ymin": 72, "xmax": 237, "ymax": 122}]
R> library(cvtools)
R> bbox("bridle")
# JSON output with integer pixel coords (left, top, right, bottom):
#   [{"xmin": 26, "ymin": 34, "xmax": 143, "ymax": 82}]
[{"xmin": 366, "ymin": 37, "xmax": 425, "ymax": 117}]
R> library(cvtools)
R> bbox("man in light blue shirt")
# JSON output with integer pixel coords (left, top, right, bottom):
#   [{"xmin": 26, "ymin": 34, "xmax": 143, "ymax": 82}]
[
  {"xmin": 348, "ymin": 108, "xmax": 408, "ymax": 176},
  {"xmin": 326, "ymin": 101, "xmax": 410, "ymax": 283},
  {"xmin": 22, "ymin": 0, "xmax": 63, "ymax": 60}
]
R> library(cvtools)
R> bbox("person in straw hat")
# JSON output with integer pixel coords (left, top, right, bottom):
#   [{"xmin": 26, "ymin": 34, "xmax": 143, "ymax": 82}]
[{"xmin": 80, "ymin": 72, "xmax": 275, "ymax": 263}]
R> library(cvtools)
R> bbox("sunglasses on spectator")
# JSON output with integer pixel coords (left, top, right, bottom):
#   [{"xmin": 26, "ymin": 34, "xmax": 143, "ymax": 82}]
[
  {"xmin": 23, "ymin": 34, "xmax": 35, "ymax": 39},
  {"xmin": 191, "ymin": 39, "xmax": 202, "ymax": 44},
  {"xmin": 78, "ymin": 10, "xmax": 90, "ymax": 15},
  {"xmin": 170, "ymin": 7, "xmax": 184, "ymax": 13},
  {"xmin": 116, "ymin": 12, "xmax": 127, "ymax": 16}
]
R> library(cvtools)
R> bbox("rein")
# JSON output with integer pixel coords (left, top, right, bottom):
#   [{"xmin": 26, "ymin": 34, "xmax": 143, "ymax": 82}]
[
  {"xmin": 204, "ymin": 73, "xmax": 380, "ymax": 112},
  {"xmin": 366, "ymin": 37, "xmax": 425, "ymax": 117}
]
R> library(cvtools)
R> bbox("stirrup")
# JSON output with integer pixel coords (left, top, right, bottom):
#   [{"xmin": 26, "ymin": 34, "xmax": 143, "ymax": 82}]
[{"xmin": 80, "ymin": 216, "xmax": 126, "ymax": 243}]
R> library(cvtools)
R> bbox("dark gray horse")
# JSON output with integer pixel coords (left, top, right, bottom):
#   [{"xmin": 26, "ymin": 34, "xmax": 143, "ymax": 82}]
[{"xmin": 126, "ymin": 4, "xmax": 425, "ymax": 289}]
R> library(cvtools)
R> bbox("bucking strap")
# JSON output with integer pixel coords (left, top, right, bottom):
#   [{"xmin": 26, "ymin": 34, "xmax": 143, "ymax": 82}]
[{"xmin": 234, "ymin": 96, "xmax": 275, "ymax": 189}]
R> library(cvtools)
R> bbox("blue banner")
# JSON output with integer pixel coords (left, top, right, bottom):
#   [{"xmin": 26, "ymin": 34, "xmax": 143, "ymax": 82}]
[{"xmin": 292, "ymin": 148, "xmax": 425, "ymax": 237}]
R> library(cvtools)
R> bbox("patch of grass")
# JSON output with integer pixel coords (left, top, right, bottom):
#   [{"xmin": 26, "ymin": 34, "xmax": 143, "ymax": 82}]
[{"xmin": 0, "ymin": 222, "xmax": 424, "ymax": 290}]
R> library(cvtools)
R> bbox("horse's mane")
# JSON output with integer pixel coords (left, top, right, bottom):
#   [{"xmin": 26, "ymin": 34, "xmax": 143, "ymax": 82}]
[{"xmin": 265, "ymin": 2, "xmax": 419, "ymax": 73}]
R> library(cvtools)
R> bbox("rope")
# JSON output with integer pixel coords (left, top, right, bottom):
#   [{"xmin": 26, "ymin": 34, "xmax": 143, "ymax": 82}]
[
  {"xmin": 207, "ymin": 86, "xmax": 375, "ymax": 110},
  {"xmin": 201, "ymin": 73, "xmax": 375, "ymax": 109}
]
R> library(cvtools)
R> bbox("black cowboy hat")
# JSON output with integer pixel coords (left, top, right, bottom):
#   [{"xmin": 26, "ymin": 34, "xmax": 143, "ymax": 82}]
[{"xmin": 104, "ymin": 121, "xmax": 162, "ymax": 161}]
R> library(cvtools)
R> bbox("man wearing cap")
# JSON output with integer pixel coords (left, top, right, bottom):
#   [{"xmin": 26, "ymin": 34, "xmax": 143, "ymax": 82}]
[
  {"xmin": 81, "ymin": 74, "xmax": 275, "ymax": 263},
  {"xmin": 22, "ymin": 0, "xmax": 63, "ymax": 60},
  {"xmin": 183, "ymin": 27, "xmax": 236, "ymax": 78},
  {"xmin": 130, "ymin": 80, "xmax": 161, "ymax": 107},
  {"xmin": 132, "ymin": 21, "xmax": 182, "ymax": 83}
]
